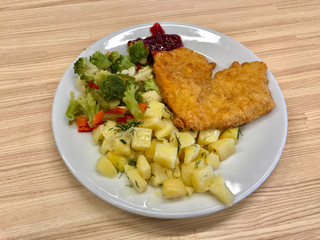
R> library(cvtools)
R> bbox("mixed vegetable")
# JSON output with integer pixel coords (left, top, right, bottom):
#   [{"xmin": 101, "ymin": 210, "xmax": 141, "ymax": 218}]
[{"xmin": 65, "ymin": 23, "xmax": 236, "ymax": 206}]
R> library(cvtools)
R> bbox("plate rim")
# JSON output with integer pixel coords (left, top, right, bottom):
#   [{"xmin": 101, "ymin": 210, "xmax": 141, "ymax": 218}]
[{"xmin": 52, "ymin": 22, "xmax": 288, "ymax": 219}]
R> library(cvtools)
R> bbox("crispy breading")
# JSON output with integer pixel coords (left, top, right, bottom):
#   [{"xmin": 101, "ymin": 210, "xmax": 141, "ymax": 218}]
[{"xmin": 153, "ymin": 47, "xmax": 275, "ymax": 130}]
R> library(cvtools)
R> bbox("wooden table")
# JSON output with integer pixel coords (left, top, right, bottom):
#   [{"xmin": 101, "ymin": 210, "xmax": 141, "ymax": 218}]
[{"xmin": 1, "ymin": 0, "xmax": 320, "ymax": 239}]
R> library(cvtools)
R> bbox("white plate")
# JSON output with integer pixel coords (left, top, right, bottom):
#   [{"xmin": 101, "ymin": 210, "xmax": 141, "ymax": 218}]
[{"xmin": 52, "ymin": 22, "xmax": 287, "ymax": 219}]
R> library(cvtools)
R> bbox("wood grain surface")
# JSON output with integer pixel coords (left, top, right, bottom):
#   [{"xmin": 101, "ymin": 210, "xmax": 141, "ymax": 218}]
[{"xmin": 1, "ymin": 0, "xmax": 320, "ymax": 239}]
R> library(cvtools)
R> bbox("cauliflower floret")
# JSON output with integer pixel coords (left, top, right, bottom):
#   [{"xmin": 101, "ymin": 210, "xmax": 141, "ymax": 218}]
[
  {"xmin": 142, "ymin": 90, "xmax": 163, "ymax": 103},
  {"xmin": 134, "ymin": 66, "xmax": 153, "ymax": 82}
]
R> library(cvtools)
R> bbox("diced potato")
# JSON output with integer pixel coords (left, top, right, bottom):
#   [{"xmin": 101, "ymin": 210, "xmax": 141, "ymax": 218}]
[
  {"xmin": 219, "ymin": 127, "xmax": 239, "ymax": 144},
  {"xmin": 165, "ymin": 169, "xmax": 174, "ymax": 179},
  {"xmin": 173, "ymin": 157, "xmax": 181, "ymax": 178},
  {"xmin": 209, "ymin": 175, "xmax": 234, "ymax": 206},
  {"xmin": 162, "ymin": 179, "xmax": 187, "ymax": 199},
  {"xmin": 141, "ymin": 117, "xmax": 165, "ymax": 130},
  {"xmin": 148, "ymin": 162, "xmax": 168, "ymax": 186},
  {"xmin": 96, "ymin": 155, "xmax": 117, "ymax": 178},
  {"xmin": 198, "ymin": 129, "xmax": 221, "ymax": 145},
  {"xmin": 126, "ymin": 168, "xmax": 148, "ymax": 193},
  {"xmin": 175, "ymin": 132, "xmax": 195, "ymax": 148},
  {"xmin": 184, "ymin": 144, "xmax": 200, "ymax": 164},
  {"xmin": 113, "ymin": 136, "xmax": 133, "ymax": 156},
  {"xmin": 162, "ymin": 106, "xmax": 174, "ymax": 120},
  {"xmin": 181, "ymin": 160, "xmax": 205, "ymax": 187},
  {"xmin": 92, "ymin": 125, "xmax": 104, "ymax": 145},
  {"xmin": 100, "ymin": 120, "xmax": 117, "ymax": 139},
  {"xmin": 154, "ymin": 119, "xmax": 173, "ymax": 140},
  {"xmin": 136, "ymin": 155, "xmax": 151, "ymax": 180},
  {"xmin": 144, "ymin": 139, "xmax": 161, "ymax": 161},
  {"xmin": 185, "ymin": 186, "xmax": 194, "ymax": 196},
  {"xmin": 124, "ymin": 163, "xmax": 135, "ymax": 173},
  {"xmin": 191, "ymin": 165, "xmax": 215, "ymax": 192},
  {"xmin": 153, "ymin": 143, "xmax": 177, "ymax": 170},
  {"xmin": 144, "ymin": 100, "xmax": 164, "ymax": 119},
  {"xmin": 131, "ymin": 127, "xmax": 152, "ymax": 151},
  {"xmin": 98, "ymin": 135, "xmax": 116, "ymax": 154},
  {"xmin": 206, "ymin": 152, "xmax": 220, "ymax": 170},
  {"xmin": 182, "ymin": 129, "xmax": 199, "ymax": 139},
  {"xmin": 106, "ymin": 151, "xmax": 128, "ymax": 172},
  {"xmin": 208, "ymin": 138, "xmax": 235, "ymax": 161}
]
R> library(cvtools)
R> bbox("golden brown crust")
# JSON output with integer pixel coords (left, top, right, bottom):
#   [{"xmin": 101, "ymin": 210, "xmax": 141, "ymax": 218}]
[{"xmin": 153, "ymin": 47, "xmax": 275, "ymax": 130}]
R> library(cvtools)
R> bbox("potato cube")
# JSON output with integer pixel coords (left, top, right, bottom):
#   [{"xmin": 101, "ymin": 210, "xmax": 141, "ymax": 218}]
[
  {"xmin": 154, "ymin": 143, "xmax": 178, "ymax": 170},
  {"xmin": 191, "ymin": 165, "xmax": 215, "ymax": 192},
  {"xmin": 144, "ymin": 139, "xmax": 161, "ymax": 161},
  {"xmin": 206, "ymin": 152, "xmax": 220, "ymax": 170},
  {"xmin": 141, "ymin": 117, "xmax": 165, "ymax": 130},
  {"xmin": 131, "ymin": 127, "xmax": 152, "ymax": 151},
  {"xmin": 208, "ymin": 138, "xmax": 235, "ymax": 161},
  {"xmin": 162, "ymin": 106, "xmax": 174, "ymax": 120},
  {"xmin": 198, "ymin": 129, "xmax": 221, "ymax": 145},
  {"xmin": 154, "ymin": 120, "xmax": 173, "ymax": 140},
  {"xmin": 181, "ymin": 160, "xmax": 205, "ymax": 187},
  {"xmin": 124, "ymin": 163, "xmax": 136, "ymax": 173},
  {"xmin": 182, "ymin": 129, "xmax": 199, "ymax": 139},
  {"xmin": 92, "ymin": 125, "xmax": 104, "ymax": 145},
  {"xmin": 148, "ymin": 162, "xmax": 168, "ymax": 186},
  {"xmin": 98, "ymin": 135, "xmax": 116, "ymax": 154},
  {"xmin": 100, "ymin": 120, "xmax": 117, "ymax": 139},
  {"xmin": 126, "ymin": 168, "xmax": 148, "ymax": 193},
  {"xmin": 185, "ymin": 186, "xmax": 194, "ymax": 196},
  {"xmin": 114, "ymin": 136, "xmax": 133, "ymax": 156},
  {"xmin": 162, "ymin": 179, "xmax": 187, "ymax": 199},
  {"xmin": 219, "ymin": 127, "xmax": 239, "ymax": 144},
  {"xmin": 173, "ymin": 157, "xmax": 182, "ymax": 178},
  {"xmin": 144, "ymin": 100, "xmax": 164, "ymax": 119},
  {"xmin": 136, "ymin": 155, "xmax": 151, "ymax": 180},
  {"xmin": 184, "ymin": 144, "xmax": 200, "ymax": 164},
  {"xmin": 106, "ymin": 151, "xmax": 128, "ymax": 172},
  {"xmin": 209, "ymin": 175, "xmax": 234, "ymax": 206},
  {"xmin": 96, "ymin": 155, "xmax": 117, "ymax": 178},
  {"xmin": 175, "ymin": 132, "xmax": 195, "ymax": 148}
]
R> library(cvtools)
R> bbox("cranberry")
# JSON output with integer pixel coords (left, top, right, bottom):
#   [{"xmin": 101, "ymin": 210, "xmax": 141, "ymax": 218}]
[{"xmin": 127, "ymin": 23, "xmax": 183, "ymax": 60}]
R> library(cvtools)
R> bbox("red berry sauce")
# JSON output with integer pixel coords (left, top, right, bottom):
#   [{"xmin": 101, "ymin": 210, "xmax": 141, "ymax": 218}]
[{"xmin": 128, "ymin": 23, "xmax": 183, "ymax": 58}]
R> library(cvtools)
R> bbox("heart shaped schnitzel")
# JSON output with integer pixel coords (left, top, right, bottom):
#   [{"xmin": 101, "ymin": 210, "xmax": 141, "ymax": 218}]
[{"xmin": 153, "ymin": 47, "xmax": 275, "ymax": 130}]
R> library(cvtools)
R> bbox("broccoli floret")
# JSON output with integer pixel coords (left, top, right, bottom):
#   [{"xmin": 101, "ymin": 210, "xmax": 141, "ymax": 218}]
[
  {"xmin": 99, "ymin": 74, "xmax": 125, "ymax": 101},
  {"xmin": 90, "ymin": 51, "xmax": 112, "ymax": 69},
  {"xmin": 89, "ymin": 89, "xmax": 120, "ymax": 111},
  {"xmin": 77, "ymin": 92, "xmax": 99, "ymax": 124},
  {"xmin": 109, "ymin": 51, "xmax": 121, "ymax": 63},
  {"xmin": 110, "ymin": 55, "xmax": 136, "ymax": 74},
  {"xmin": 94, "ymin": 70, "xmax": 111, "ymax": 85},
  {"xmin": 73, "ymin": 57, "xmax": 100, "ymax": 81},
  {"xmin": 65, "ymin": 91, "xmax": 80, "ymax": 121},
  {"xmin": 135, "ymin": 91, "xmax": 144, "ymax": 103},
  {"xmin": 122, "ymin": 81, "xmax": 143, "ymax": 119},
  {"xmin": 144, "ymin": 78, "xmax": 161, "ymax": 95},
  {"xmin": 127, "ymin": 40, "xmax": 149, "ymax": 64}
]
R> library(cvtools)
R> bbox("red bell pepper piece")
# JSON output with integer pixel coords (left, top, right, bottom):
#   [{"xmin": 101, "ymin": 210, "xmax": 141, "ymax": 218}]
[
  {"xmin": 78, "ymin": 126, "xmax": 93, "ymax": 132},
  {"xmin": 105, "ymin": 107, "xmax": 126, "ymax": 115},
  {"xmin": 76, "ymin": 116, "xmax": 89, "ymax": 127},
  {"xmin": 88, "ymin": 82, "xmax": 99, "ymax": 89}
]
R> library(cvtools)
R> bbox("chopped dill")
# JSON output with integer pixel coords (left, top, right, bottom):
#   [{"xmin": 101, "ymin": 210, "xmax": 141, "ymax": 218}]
[
  {"xmin": 194, "ymin": 160, "xmax": 201, "ymax": 169},
  {"xmin": 128, "ymin": 159, "xmax": 136, "ymax": 166},
  {"xmin": 151, "ymin": 172, "xmax": 156, "ymax": 177},
  {"xmin": 119, "ymin": 171, "xmax": 124, "ymax": 179},
  {"xmin": 175, "ymin": 133, "xmax": 181, "ymax": 152},
  {"xmin": 120, "ymin": 139, "xmax": 127, "ymax": 145},
  {"xmin": 114, "ymin": 121, "xmax": 143, "ymax": 132},
  {"xmin": 126, "ymin": 184, "xmax": 133, "ymax": 188},
  {"xmin": 201, "ymin": 152, "xmax": 207, "ymax": 159},
  {"xmin": 135, "ymin": 180, "xmax": 139, "ymax": 188},
  {"xmin": 238, "ymin": 127, "xmax": 243, "ymax": 139}
]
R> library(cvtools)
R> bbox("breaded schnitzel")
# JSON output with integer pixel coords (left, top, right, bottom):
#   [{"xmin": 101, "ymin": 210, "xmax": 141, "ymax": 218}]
[{"xmin": 153, "ymin": 47, "xmax": 275, "ymax": 130}]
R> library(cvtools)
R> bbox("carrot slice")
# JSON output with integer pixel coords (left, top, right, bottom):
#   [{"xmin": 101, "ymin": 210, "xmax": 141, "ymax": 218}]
[
  {"xmin": 76, "ymin": 116, "xmax": 89, "ymax": 127},
  {"xmin": 138, "ymin": 103, "xmax": 148, "ymax": 113},
  {"xmin": 92, "ymin": 110, "xmax": 105, "ymax": 125}
]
